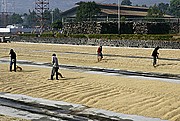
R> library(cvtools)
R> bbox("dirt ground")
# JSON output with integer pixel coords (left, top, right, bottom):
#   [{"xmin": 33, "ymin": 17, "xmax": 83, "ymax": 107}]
[
  {"xmin": 0, "ymin": 42, "xmax": 180, "ymax": 121},
  {"xmin": 0, "ymin": 115, "xmax": 28, "ymax": 121}
]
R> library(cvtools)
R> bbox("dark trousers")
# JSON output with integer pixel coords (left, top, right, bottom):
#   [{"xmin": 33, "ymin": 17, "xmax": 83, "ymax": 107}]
[
  {"xmin": 153, "ymin": 56, "xmax": 157, "ymax": 66},
  {"xmin": 10, "ymin": 59, "xmax": 16, "ymax": 72},
  {"xmin": 51, "ymin": 67, "xmax": 59, "ymax": 80}
]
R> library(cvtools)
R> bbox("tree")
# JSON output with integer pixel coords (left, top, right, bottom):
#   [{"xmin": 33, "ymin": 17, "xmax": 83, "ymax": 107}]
[
  {"xmin": 142, "ymin": 5, "xmax": 147, "ymax": 7},
  {"xmin": 51, "ymin": 20, "xmax": 62, "ymax": 30},
  {"xmin": 53, "ymin": 8, "xmax": 62, "ymax": 22},
  {"xmin": 147, "ymin": 4, "xmax": 163, "ymax": 18},
  {"xmin": 76, "ymin": 1, "xmax": 101, "ymax": 22},
  {"xmin": 158, "ymin": 3, "xmax": 169, "ymax": 14},
  {"xmin": 121, "ymin": 0, "xmax": 132, "ymax": 6},
  {"xmin": 169, "ymin": 0, "xmax": 180, "ymax": 17},
  {"xmin": 43, "ymin": 10, "xmax": 51, "ymax": 26},
  {"xmin": 26, "ymin": 10, "xmax": 37, "ymax": 27},
  {"xmin": 9, "ymin": 13, "xmax": 23, "ymax": 24}
]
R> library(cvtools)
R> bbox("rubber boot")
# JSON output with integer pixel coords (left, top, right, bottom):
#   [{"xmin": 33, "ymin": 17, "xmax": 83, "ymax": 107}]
[
  {"xmin": 51, "ymin": 75, "xmax": 53, "ymax": 80},
  {"xmin": 56, "ymin": 73, "xmax": 59, "ymax": 80},
  {"xmin": 10, "ymin": 65, "xmax": 12, "ymax": 72},
  {"xmin": 14, "ymin": 62, "xmax": 16, "ymax": 72}
]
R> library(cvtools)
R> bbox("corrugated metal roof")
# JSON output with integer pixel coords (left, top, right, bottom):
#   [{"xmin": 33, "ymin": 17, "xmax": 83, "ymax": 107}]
[
  {"xmin": 101, "ymin": 9, "xmax": 147, "ymax": 17},
  {"xmin": 61, "ymin": 3, "xmax": 174, "ymax": 18},
  {"xmin": 97, "ymin": 3, "xmax": 149, "ymax": 10}
]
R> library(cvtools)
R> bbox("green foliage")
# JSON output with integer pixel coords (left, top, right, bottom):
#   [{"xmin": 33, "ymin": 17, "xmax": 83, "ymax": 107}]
[
  {"xmin": 9, "ymin": 13, "xmax": 23, "ymax": 24},
  {"xmin": 137, "ymin": 2, "xmax": 179, "ymax": 17},
  {"xmin": 53, "ymin": 8, "xmax": 62, "ymax": 22},
  {"xmin": 55, "ymin": 33, "xmax": 66, "ymax": 38},
  {"xmin": 147, "ymin": 23, "xmax": 170, "ymax": 34},
  {"xmin": 26, "ymin": 10, "xmax": 37, "ymax": 27},
  {"xmin": 120, "ymin": 22, "xmax": 134, "ymax": 34},
  {"xmin": 19, "ymin": 32, "xmax": 54, "ymax": 37},
  {"xmin": 78, "ymin": 34, "xmax": 173, "ymax": 41},
  {"xmin": 68, "ymin": 34, "xmax": 86, "ymax": 38},
  {"xmin": 51, "ymin": 20, "xmax": 63, "ymax": 30},
  {"xmin": 88, "ymin": 34, "xmax": 111, "ymax": 39},
  {"xmin": 170, "ymin": 0, "xmax": 180, "ymax": 17},
  {"xmin": 9, "ymin": 8, "xmax": 59, "ymax": 29},
  {"xmin": 76, "ymin": 1, "xmax": 101, "ymax": 22},
  {"xmin": 158, "ymin": 3, "xmax": 169, "ymax": 14},
  {"xmin": 86, "ymin": 34, "xmax": 173, "ymax": 41},
  {"xmin": 100, "ymin": 22, "xmax": 133, "ymax": 34},
  {"xmin": 121, "ymin": 16, "xmax": 126, "ymax": 22},
  {"xmin": 142, "ymin": 5, "xmax": 147, "ymax": 7},
  {"xmin": 147, "ymin": 4, "xmax": 164, "ymax": 18},
  {"xmin": 18, "ymin": 33, "xmax": 174, "ymax": 41},
  {"xmin": 121, "ymin": 0, "xmax": 132, "ymax": 6},
  {"xmin": 40, "ymin": 33, "xmax": 54, "ymax": 37},
  {"xmin": 23, "ymin": 8, "xmax": 62, "ymax": 28},
  {"xmin": 43, "ymin": 10, "xmax": 51, "ymax": 26},
  {"xmin": 19, "ymin": 33, "xmax": 37, "ymax": 37}
]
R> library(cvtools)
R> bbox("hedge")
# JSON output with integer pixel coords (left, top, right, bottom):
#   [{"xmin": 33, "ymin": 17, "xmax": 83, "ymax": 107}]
[{"xmin": 18, "ymin": 33, "xmax": 175, "ymax": 41}]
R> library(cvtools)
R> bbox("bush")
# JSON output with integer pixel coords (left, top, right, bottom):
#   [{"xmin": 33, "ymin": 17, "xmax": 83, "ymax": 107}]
[
  {"xmin": 19, "ymin": 33, "xmax": 37, "ymax": 37},
  {"xmin": 18, "ymin": 33, "xmax": 174, "ymax": 41},
  {"xmin": 147, "ymin": 23, "xmax": 170, "ymax": 34},
  {"xmin": 68, "ymin": 34, "xmax": 86, "ymax": 38}
]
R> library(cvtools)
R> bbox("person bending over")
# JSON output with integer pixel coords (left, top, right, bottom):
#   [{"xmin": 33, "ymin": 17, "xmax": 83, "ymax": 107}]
[{"xmin": 151, "ymin": 46, "xmax": 160, "ymax": 67}]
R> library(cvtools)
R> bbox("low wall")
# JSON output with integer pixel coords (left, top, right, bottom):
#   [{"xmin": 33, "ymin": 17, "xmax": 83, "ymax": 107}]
[
  {"xmin": 12, "ymin": 36, "xmax": 180, "ymax": 49},
  {"xmin": 63, "ymin": 21, "xmax": 179, "ymax": 34}
]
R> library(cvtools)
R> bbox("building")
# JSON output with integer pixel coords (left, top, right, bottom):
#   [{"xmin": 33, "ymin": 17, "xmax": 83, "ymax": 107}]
[{"xmin": 60, "ymin": 3, "xmax": 173, "ymax": 22}]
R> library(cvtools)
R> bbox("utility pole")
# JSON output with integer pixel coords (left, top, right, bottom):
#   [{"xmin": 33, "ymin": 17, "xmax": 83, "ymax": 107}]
[
  {"xmin": 178, "ymin": 18, "xmax": 180, "ymax": 35},
  {"xmin": 50, "ymin": 10, "xmax": 54, "ymax": 24},
  {"xmin": 178, "ymin": 5, "xmax": 180, "ymax": 35},
  {"xmin": 1, "ymin": 0, "xmax": 8, "ymax": 27},
  {"xmin": 35, "ymin": 0, "xmax": 49, "ymax": 33},
  {"xmin": 118, "ymin": 0, "xmax": 121, "ymax": 34},
  {"xmin": 1, "ymin": 0, "xmax": 14, "ymax": 27}
]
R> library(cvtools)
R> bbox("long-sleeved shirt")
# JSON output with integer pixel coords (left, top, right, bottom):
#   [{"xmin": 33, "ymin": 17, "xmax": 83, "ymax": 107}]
[
  {"xmin": 152, "ymin": 49, "xmax": 159, "ymax": 57},
  {"xmin": 97, "ymin": 46, "xmax": 102, "ymax": 54},
  {"xmin": 52, "ymin": 56, "xmax": 59, "ymax": 68},
  {"xmin": 9, "ymin": 51, "xmax": 16, "ymax": 60}
]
